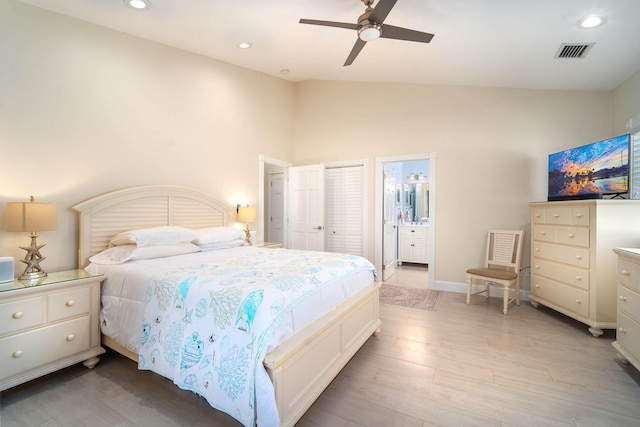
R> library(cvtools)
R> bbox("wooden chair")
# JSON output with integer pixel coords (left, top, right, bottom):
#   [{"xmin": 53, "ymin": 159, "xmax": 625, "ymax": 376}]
[{"xmin": 466, "ymin": 229, "xmax": 524, "ymax": 314}]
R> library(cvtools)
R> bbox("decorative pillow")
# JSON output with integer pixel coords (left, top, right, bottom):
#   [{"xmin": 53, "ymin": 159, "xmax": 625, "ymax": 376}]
[
  {"xmin": 109, "ymin": 226, "xmax": 198, "ymax": 247},
  {"xmin": 197, "ymin": 239, "xmax": 246, "ymax": 252},
  {"xmin": 193, "ymin": 226, "xmax": 245, "ymax": 245},
  {"xmin": 89, "ymin": 243, "xmax": 200, "ymax": 265}
]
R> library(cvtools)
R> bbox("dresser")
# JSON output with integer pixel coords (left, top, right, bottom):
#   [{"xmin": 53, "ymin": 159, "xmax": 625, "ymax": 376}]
[
  {"xmin": 612, "ymin": 248, "xmax": 640, "ymax": 372},
  {"xmin": 398, "ymin": 224, "xmax": 428, "ymax": 265},
  {"xmin": 529, "ymin": 200, "xmax": 640, "ymax": 337},
  {"xmin": 0, "ymin": 270, "xmax": 105, "ymax": 391}
]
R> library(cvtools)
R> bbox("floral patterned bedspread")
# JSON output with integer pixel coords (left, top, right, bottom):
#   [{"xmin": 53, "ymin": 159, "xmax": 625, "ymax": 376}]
[{"xmin": 137, "ymin": 246, "xmax": 376, "ymax": 427}]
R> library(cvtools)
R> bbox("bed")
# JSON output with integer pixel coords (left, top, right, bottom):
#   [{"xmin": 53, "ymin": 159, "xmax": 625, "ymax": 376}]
[{"xmin": 72, "ymin": 185, "xmax": 381, "ymax": 427}]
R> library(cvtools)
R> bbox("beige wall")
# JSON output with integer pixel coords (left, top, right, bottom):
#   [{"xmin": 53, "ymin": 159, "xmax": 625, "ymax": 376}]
[
  {"xmin": 613, "ymin": 68, "xmax": 640, "ymax": 134},
  {"xmin": 0, "ymin": 1, "xmax": 295, "ymax": 272},
  {"xmin": 2, "ymin": 0, "xmax": 640, "ymax": 289},
  {"xmin": 293, "ymin": 81, "xmax": 614, "ymax": 286}
]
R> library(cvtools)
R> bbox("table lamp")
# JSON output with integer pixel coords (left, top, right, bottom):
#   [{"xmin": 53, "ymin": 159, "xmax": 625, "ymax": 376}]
[
  {"xmin": 237, "ymin": 206, "xmax": 257, "ymax": 245},
  {"xmin": 5, "ymin": 196, "xmax": 58, "ymax": 280}
]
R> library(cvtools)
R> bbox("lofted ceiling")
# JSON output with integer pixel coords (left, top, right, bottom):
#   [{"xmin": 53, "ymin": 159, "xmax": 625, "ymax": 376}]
[{"xmin": 16, "ymin": 0, "xmax": 640, "ymax": 92}]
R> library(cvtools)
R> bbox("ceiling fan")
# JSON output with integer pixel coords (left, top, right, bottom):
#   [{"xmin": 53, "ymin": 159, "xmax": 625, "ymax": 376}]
[{"xmin": 299, "ymin": 0, "xmax": 434, "ymax": 66}]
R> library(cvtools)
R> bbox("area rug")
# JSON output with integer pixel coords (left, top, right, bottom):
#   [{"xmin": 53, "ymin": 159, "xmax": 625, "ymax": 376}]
[{"xmin": 379, "ymin": 284, "xmax": 442, "ymax": 311}]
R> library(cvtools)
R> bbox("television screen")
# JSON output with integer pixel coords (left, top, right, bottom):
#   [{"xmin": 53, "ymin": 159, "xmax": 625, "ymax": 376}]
[{"xmin": 548, "ymin": 134, "xmax": 630, "ymax": 201}]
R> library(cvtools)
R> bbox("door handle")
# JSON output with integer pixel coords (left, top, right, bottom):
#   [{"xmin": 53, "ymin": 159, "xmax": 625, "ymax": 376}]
[{"xmin": 313, "ymin": 226, "xmax": 324, "ymax": 230}]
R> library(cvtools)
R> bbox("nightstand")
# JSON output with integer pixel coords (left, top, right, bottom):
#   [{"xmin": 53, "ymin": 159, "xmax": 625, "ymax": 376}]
[
  {"xmin": 255, "ymin": 242, "xmax": 283, "ymax": 248},
  {"xmin": 0, "ymin": 269, "xmax": 105, "ymax": 391}
]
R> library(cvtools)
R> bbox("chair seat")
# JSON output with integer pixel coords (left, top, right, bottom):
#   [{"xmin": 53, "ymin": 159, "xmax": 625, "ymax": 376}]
[{"xmin": 466, "ymin": 267, "xmax": 518, "ymax": 281}]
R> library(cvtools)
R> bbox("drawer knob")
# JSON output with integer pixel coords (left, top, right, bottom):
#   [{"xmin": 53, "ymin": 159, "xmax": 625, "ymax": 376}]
[
  {"xmin": 575, "ymin": 276, "xmax": 582, "ymax": 281},
  {"xmin": 575, "ymin": 255, "xmax": 582, "ymax": 260},
  {"xmin": 540, "ymin": 231, "xmax": 547, "ymax": 235},
  {"xmin": 575, "ymin": 213, "xmax": 583, "ymax": 218},
  {"xmin": 567, "ymin": 233, "xmax": 574, "ymax": 238},
  {"xmin": 66, "ymin": 299, "xmax": 75, "ymax": 307},
  {"xmin": 535, "ymin": 265, "xmax": 540, "ymax": 269},
  {"xmin": 619, "ymin": 296, "xmax": 628, "ymax": 302},
  {"xmin": 535, "ymin": 284, "xmax": 540, "ymax": 288},
  {"xmin": 575, "ymin": 299, "xmax": 581, "ymax": 304},
  {"xmin": 622, "ymin": 270, "xmax": 631, "ymax": 277},
  {"xmin": 66, "ymin": 334, "xmax": 75, "ymax": 342},
  {"xmin": 12, "ymin": 311, "xmax": 23, "ymax": 319},
  {"xmin": 553, "ymin": 213, "xmax": 560, "ymax": 218},
  {"xmin": 535, "ymin": 248, "xmax": 540, "ymax": 252},
  {"xmin": 12, "ymin": 350, "xmax": 23, "ymax": 358},
  {"xmin": 618, "ymin": 327, "xmax": 627, "ymax": 334}
]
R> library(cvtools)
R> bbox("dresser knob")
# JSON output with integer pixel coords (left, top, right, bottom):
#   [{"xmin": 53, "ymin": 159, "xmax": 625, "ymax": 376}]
[
  {"xmin": 553, "ymin": 213, "xmax": 560, "ymax": 218},
  {"xmin": 575, "ymin": 276, "xmax": 581, "ymax": 281},
  {"xmin": 575, "ymin": 299, "xmax": 581, "ymax": 304},
  {"xmin": 575, "ymin": 255, "xmax": 582, "ymax": 260},
  {"xmin": 12, "ymin": 311, "xmax": 23, "ymax": 319},
  {"xmin": 12, "ymin": 350, "xmax": 23, "ymax": 358},
  {"xmin": 575, "ymin": 213, "xmax": 583, "ymax": 218},
  {"xmin": 535, "ymin": 284, "xmax": 540, "ymax": 288},
  {"xmin": 66, "ymin": 334, "xmax": 75, "ymax": 342},
  {"xmin": 619, "ymin": 296, "xmax": 627, "ymax": 302},
  {"xmin": 535, "ymin": 248, "xmax": 540, "ymax": 252},
  {"xmin": 622, "ymin": 270, "xmax": 631, "ymax": 277},
  {"xmin": 540, "ymin": 231, "xmax": 547, "ymax": 235},
  {"xmin": 567, "ymin": 233, "xmax": 574, "ymax": 238},
  {"xmin": 618, "ymin": 327, "xmax": 627, "ymax": 333},
  {"xmin": 66, "ymin": 300, "xmax": 75, "ymax": 307},
  {"xmin": 535, "ymin": 265, "xmax": 540, "ymax": 269}
]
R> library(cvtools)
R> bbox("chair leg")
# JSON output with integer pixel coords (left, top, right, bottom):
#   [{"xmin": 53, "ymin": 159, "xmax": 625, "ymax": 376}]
[
  {"xmin": 503, "ymin": 285, "xmax": 509, "ymax": 315},
  {"xmin": 466, "ymin": 277, "xmax": 472, "ymax": 304},
  {"xmin": 515, "ymin": 278, "xmax": 520, "ymax": 306}
]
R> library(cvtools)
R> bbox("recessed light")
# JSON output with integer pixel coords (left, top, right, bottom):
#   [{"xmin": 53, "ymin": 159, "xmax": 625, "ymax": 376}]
[
  {"xmin": 124, "ymin": 0, "xmax": 151, "ymax": 10},
  {"xmin": 237, "ymin": 42, "xmax": 252, "ymax": 49},
  {"xmin": 577, "ymin": 15, "xmax": 606, "ymax": 29}
]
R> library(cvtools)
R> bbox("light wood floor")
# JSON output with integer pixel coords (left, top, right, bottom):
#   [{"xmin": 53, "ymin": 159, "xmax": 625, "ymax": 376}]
[{"xmin": 2, "ymin": 266, "xmax": 640, "ymax": 426}]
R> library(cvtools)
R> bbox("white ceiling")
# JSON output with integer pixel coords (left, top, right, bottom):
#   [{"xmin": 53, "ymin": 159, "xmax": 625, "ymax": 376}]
[{"xmin": 16, "ymin": 0, "xmax": 640, "ymax": 92}]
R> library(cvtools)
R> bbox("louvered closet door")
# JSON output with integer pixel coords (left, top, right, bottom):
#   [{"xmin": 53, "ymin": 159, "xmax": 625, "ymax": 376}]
[{"xmin": 325, "ymin": 166, "xmax": 364, "ymax": 256}]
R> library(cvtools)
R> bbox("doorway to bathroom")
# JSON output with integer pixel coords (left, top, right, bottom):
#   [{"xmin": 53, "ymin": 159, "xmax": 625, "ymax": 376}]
[{"xmin": 375, "ymin": 153, "xmax": 436, "ymax": 288}]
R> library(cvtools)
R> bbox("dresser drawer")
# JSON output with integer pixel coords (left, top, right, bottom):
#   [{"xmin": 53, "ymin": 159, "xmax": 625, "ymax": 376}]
[
  {"xmin": 0, "ymin": 315, "xmax": 90, "ymax": 380},
  {"xmin": 556, "ymin": 227, "xmax": 589, "ymax": 248},
  {"xmin": 533, "ymin": 206, "xmax": 590, "ymax": 226},
  {"xmin": 618, "ymin": 286, "xmax": 640, "ymax": 323},
  {"xmin": 617, "ymin": 312, "xmax": 640, "ymax": 361},
  {"xmin": 48, "ymin": 286, "xmax": 91, "ymax": 322},
  {"xmin": 532, "ymin": 241, "xmax": 590, "ymax": 269},
  {"xmin": 532, "ymin": 276, "xmax": 589, "ymax": 318},
  {"xmin": 532, "ymin": 259, "xmax": 589, "ymax": 290},
  {"xmin": 532, "ymin": 225, "xmax": 557, "ymax": 243},
  {"xmin": 0, "ymin": 297, "xmax": 45, "ymax": 336},
  {"xmin": 618, "ymin": 259, "xmax": 640, "ymax": 292}
]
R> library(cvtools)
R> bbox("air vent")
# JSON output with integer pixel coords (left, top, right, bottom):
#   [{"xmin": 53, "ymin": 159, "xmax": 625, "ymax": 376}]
[{"xmin": 554, "ymin": 43, "xmax": 594, "ymax": 59}]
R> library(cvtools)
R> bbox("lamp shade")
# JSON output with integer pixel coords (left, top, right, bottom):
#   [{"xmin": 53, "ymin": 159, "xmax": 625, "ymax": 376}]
[
  {"xmin": 5, "ymin": 200, "xmax": 57, "ymax": 232},
  {"xmin": 237, "ymin": 206, "xmax": 257, "ymax": 223}
]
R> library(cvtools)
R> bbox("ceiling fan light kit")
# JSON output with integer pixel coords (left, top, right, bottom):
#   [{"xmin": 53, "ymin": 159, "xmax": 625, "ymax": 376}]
[{"xmin": 299, "ymin": 0, "xmax": 434, "ymax": 66}]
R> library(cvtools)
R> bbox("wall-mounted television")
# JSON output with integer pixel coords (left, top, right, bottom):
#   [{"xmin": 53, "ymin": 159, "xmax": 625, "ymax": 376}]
[{"xmin": 548, "ymin": 134, "xmax": 630, "ymax": 201}]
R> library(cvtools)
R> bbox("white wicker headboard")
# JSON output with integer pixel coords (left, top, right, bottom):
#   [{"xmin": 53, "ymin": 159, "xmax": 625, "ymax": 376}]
[{"xmin": 72, "ymin": 185, "xmax": 230, "ymax": 268}]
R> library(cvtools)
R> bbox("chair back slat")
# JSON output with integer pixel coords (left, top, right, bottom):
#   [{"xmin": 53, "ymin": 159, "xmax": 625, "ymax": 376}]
[{"xmin": 486, "ymin": 229, "xmax": 524, "ymax": 271}]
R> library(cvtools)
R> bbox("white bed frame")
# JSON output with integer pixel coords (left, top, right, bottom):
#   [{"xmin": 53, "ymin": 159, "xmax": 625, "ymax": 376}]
[{"xmin": 72, "ymin": 185, "xmax": 381, "ymax": 426}]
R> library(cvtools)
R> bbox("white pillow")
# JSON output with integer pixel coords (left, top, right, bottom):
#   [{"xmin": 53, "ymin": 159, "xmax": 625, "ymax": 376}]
[
  {"xmin": 109, "ymin": 226, "xmax": 198, "ymax": 247},
  {"xmin": 89, "ymin": 243, "xmax": 200, "ymax": 265},
  {"xmin": 193, "ymin": 226, "xmax": 245, "ymax": 245},
  {"xmin": 198, "ymin": 239, "xmax": 246, "ymax": 252}
]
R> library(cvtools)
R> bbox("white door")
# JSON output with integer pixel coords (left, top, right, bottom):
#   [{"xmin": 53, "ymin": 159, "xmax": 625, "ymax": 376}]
[
  {"xmin": 382, "ymin": 171, "xmax": 397, "ymax": 280},
  {"xmin": 267, "ymin": 172, "xmax": 285, "ymax": 243},
  {"xmin": 288, "ymin": 165, "xmax": 325, "ymax": 251}
]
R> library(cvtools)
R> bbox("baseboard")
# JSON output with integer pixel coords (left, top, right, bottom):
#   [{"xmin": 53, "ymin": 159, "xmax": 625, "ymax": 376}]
[{"xmin": 432, "ymin": 280, "xmax": 531, "ymax": 302}]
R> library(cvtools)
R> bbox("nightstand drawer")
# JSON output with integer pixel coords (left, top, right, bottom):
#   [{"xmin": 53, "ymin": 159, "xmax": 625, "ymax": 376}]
[
  {"xmin": 618, "ymin": 286, "xmax": 640, "ymax": 323},
  {"xmin": 48, "ymin": 286, "xmax": 91, "ymax": 322},
  {"xmin": 0, "ymin": 297, "xmax": 45, "ymax": 336},
  {"xmin": 617, "ymin": 312, "xmax": 640, "ymax": 360},
  {"xmin": 0, "ymin": 315, "xmax": 90, "ymax": 380},
  {"xmin": 618, "ymin": 259, "xmax": 640, "ymax": 292}
]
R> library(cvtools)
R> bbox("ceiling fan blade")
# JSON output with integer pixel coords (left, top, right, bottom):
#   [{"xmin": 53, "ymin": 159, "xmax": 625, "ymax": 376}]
[
  {"xmin": 344, "ymin": 39, "xmax": 367, "ymax": 66},
  {"xmin": 369, "ymin": 0, "xmax": 397, "ymax": 24},
  {"xmin": 299, "ymin": 19, "xmax": 358, "ymax": 31},
  {"xmin": 381, "ymin": 24, "xmax": 434, "ymax": 43}
]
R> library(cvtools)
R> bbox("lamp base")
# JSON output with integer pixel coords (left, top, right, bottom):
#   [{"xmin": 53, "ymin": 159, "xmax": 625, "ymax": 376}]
[
  {"xmin": 18, "ymin": 233, "xmax": 48, "ymax": 281},
  {"xmin": 244, "ymin": 224, "xmax": 252, "ymax": 245}
]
